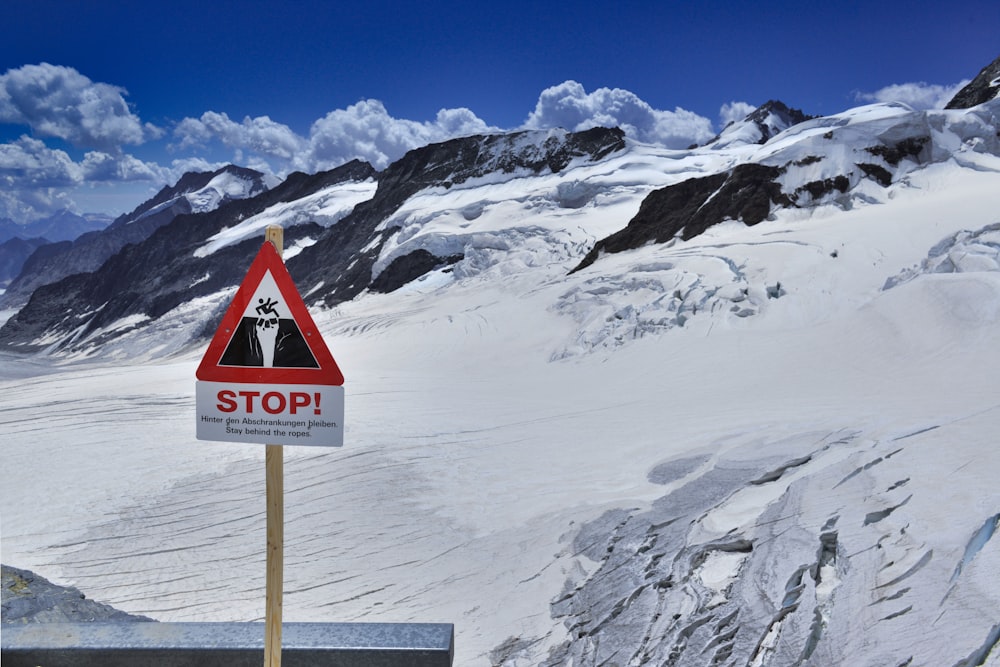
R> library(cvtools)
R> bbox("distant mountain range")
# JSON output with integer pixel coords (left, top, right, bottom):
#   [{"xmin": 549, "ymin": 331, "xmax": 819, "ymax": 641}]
[
  {"xmin": 0, "ymin": 211, "xmax": 112, "ymax": 288},
  {"xmin": 1, "ymin": 54, "xmax": 997, "ymax": 356},
  {"xmin": 0, "ymin": 165, "xmax": 271, "ymax": 302},
  {"xmin": 0, "ymin": 210, "xmax": 113, "ymax": 245}
]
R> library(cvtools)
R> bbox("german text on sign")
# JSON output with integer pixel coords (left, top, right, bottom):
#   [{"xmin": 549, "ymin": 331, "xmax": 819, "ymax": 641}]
[{"xmin": 197, "ymin": 382, "xmax": 344, "ymax": 446}]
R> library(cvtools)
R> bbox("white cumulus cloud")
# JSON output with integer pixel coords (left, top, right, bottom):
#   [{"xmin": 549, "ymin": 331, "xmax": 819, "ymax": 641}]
[
  {"xmin": 306, "ymin": 99, "xmax": 440, "ymax": 171},
  {"xmin": 719, "ymin": 101, "xmax": 757, "ymax": 127},
  {"xmin": 306, "ymin": 99, "xmax": 498, "ymax": 170},
  {"xmin": 522, "ymin": 80, "xmax": 715, "ymax": 149},
  {"xmin": 173, "ymin": 100, "xmax": 498, "ymax": 173},
  {"xmin": 0, "ymin": 136, "xmax": 82, "ymax": 187},
  {"xmin": 0, "ymin": 134, "xmax": 169, "ymax": 222},
  {"xmin": 174, "ymin": 111, "xmax": 307, "ymax": 161},
  {"xmin": 0, "ymin": 63, "xmax": 161, "ymax": 150},
  {"xmin": 855, "ymin": 80, "xmax": 970, "ymax": 110},
  {"xmin": 0, "ymin": 68, "xmax": 787, "ymax": 222},
  {"xmin": 0, "ymin": 185, "xmax": 78, "ymax": 224},
  {"xmin": 0, "ymin": 138, "xmax": 82, "ymax": 220},
  {"xmin": 80, "ymin": 151, "xmax": 166, "ymax": 183}
]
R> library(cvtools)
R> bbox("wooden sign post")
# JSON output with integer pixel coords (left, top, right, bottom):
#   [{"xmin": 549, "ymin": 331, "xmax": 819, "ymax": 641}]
[
  {"xmin": 195, "ymin": 223, "xmax": 346, "ymax": 667},
  {"xmin": 264, "ymin": 224, "xmax": 284, "ymax": 667}
]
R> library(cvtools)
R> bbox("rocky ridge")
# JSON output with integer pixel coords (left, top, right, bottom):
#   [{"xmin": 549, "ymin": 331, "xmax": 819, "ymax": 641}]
[
  {"xmin": 0, "ymin": 128, "xmax": 625, "ymax": 353},
  {"xmin": 0, "ymin": 237, "xmax": 48, "ymax": 288},
  {"xmin": 709, "ymin": 100, "xmax": 813, "ymax": 148},
  {"xmin": 292, "ymin": 127, "xmax": 627, "ymax": 307},
  {"xmin": 573, "ymin": 94, "xmax": 1000, "ymax": 274},
  {"xmin": 2, "ymin": 564, "xmax": 152, "ymax": 624},
  {"xmin": 2, "ymin": 57, "xmax": 999, "ymax": 358},
  {"xmin": 946, "ymin": 53, "xmax": 1000, "ymax": 109},
  {"xmin": 0, "ymin": 161, "xmax": 374, "ymax": 353}
]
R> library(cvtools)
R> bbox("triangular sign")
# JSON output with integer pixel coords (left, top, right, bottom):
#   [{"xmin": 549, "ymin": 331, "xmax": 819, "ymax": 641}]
[{"xmin": 196, "ymin": 240, "xmax": 344, "ymax": 386}]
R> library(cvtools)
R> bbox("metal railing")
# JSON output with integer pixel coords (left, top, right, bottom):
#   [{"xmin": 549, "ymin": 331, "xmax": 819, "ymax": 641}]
[{"xmin": 2, "ymin": 621, "xmax": 454, "ymax": 666}]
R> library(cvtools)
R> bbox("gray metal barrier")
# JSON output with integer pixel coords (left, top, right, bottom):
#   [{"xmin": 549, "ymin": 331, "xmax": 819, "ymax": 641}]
[{"xmin": 1, "ymin": 621, "xmax": 454, "ymax": 666}]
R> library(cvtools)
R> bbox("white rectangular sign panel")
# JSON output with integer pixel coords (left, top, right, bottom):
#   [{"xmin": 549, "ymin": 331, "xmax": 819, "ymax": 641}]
[{"xmin": 196, "ymin": 381, "xmax": 344, "ymax": 447}]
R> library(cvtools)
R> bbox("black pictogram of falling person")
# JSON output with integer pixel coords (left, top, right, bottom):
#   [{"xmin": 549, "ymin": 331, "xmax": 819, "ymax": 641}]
[{"xmin": 218, "ymin": 297, "xmax": 319, "ymax": 368}]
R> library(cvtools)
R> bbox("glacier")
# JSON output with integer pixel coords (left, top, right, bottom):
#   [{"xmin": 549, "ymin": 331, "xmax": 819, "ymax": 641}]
[{"xmin": 3, "ymin": 97, "xmax": 1000, "ymax": 666}]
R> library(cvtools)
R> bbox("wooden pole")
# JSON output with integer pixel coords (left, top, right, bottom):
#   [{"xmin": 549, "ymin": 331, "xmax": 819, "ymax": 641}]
[{"xmin": 264, "ymin": 224, "xmax": 284, "ymax": 667}]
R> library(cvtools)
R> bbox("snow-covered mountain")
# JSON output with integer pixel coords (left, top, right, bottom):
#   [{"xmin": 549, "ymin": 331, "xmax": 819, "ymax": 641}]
[
  {"xmin": 707, "ymin": 100, "xmax": 812, "ymax": 149},
  {"xmin": 0, "ymin": 130, "xmax": 624, "ymax": 353},
  {"xmin": 3, "ymin": 55, "xmax": 1000, "ymax": 667},
  {"xmin": 0, "ymin": 165, "xmax": 273, "ymax": 309},
  {"xmin": 108, "ymin": 164, "xmax": 277, "ymax": 231},
  {"xmin": 4, "ymin": 86, "xmax": 998, "ymax": 360}
]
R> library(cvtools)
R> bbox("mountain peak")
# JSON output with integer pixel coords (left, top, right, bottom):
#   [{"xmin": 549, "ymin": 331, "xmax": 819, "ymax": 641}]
[
  {"xmin": 710, "ymin": 99, "xmax": 812, "ymax": 148},
  {"xmin": 110, "ymin": 164, "xmax": 269, "ymax": 229},
  {"xmin": 745, "ymin": 100, "xmax": 812, "ymax": 131}
]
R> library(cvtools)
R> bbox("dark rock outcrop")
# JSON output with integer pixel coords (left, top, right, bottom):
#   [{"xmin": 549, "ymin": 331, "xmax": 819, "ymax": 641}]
[
  {"xmin": 572, "ymin": 164, "xmax": 793, "ymax": 273},
  {"xmin": 572, "ymin": 98, "xmax": 955, "ymax": 275},
  {"xmin": 369, "ymin": 250, "xmax": 464, "ymax": 293},
  {"xmin": 864, "ymin": 136, "xmax": 930, "ymax": 166},
  {"xmin": 0, "ymin": 126, "xmax": 627, "ymax": 352},
  {"xmin": 945, "ymin": 54, "xmax": 1000, "ymax": 109}
]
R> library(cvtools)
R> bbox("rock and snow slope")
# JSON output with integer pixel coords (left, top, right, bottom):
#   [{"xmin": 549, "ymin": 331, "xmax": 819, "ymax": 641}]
[
  {"xmin": 2, "ymin": 77, "xmax": 1000, "ymax": 665},
  {"xmin": 0, "ymin": 165, "xmax": 273, "ymax": 309}
]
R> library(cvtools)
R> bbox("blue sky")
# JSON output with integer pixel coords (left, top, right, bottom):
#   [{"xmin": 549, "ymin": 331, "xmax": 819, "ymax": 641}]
[{"xmin": 1, "ymin": 0, "xmax": 997, "ymax": 223}]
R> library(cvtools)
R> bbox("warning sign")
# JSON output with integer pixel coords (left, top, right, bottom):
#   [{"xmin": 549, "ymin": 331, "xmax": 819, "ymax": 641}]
[
  {"xmin": 197, "ymin": 240, "xmax": 343, "ymax": 385},
  {"xmin": 196, "ymin": 240, "xmax": 344, "ymax": 446}
]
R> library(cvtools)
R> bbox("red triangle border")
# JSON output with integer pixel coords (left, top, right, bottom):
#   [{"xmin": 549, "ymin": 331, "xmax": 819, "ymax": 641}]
[{"xmin": 196, "ymin": 240, "xmax": 345, "ymax": 385}]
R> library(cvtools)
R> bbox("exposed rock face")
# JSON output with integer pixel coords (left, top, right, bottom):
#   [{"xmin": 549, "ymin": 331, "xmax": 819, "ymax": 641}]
[
  {"xmin": 0, "ymin": 127, "xmax": 626, "ymax": 353},
  {"xmin": 572, "ymin": 90, "xmax": 1000, "ymax": 275},
  {"xmin": 369, "ymin": 249, "xmax": 464, "ymax": 294},
  {"xmin": 946, "ymin": 54, "xmax": 1000, "ymax": 109},
  {"xmin": 572, "ymin": 164, "xmax": 792, "ymax": 273},
  {"xmin": 289, "ymin": 127, "xmax": 627, "ymax": 307},
  {"xmin": 2, "ymin": 565, "xmax": 152, "ymax": 623},
  {"xmin": 0, "ymin": 165, "xmax": 271, "ymax": 309}
]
